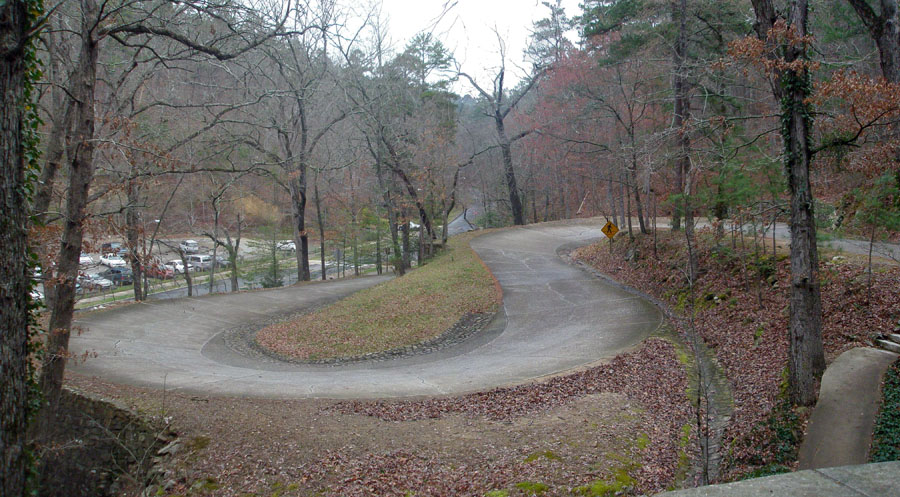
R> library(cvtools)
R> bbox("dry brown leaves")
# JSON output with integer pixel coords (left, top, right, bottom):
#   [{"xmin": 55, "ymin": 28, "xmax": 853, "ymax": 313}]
[
  {"xmin": 330, "ymin": 339, "xmax": 696, "ymax": 494},
  {"xmin": 573, "ymin": 231, "xmax": 898, "ymax": 480}
]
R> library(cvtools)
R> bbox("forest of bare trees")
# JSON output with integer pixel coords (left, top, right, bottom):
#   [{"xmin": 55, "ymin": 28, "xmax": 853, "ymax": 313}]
[{"xmin": 3, "ymin": 0, "xmax": 900, "ymax": 493}]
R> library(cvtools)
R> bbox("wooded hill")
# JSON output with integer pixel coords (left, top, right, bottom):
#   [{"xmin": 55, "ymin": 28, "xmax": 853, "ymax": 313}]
[{"xmin": 3, "ymin": 0, "xmax": 900, "ymax": 487}]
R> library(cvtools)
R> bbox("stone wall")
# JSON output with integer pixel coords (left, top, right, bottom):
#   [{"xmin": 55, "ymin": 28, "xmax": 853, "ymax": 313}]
[{"xmin": 33, "ymin": 387, "xmax": 167, "ymax": 497}]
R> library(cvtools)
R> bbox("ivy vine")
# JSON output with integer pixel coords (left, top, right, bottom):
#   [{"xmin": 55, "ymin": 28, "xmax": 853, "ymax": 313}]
[{"xmin": 22, "ymin": 0, "xmax": 46, "ymax": 492}]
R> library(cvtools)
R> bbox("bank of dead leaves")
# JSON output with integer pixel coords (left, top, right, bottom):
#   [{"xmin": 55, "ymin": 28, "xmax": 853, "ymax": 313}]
[
  {"xmin": 572, "ymin": 231, "xmax": 898, "ymax": 480},
  {"xmin": 331, "ymin": 338, "xmax": 696, "ymax": 494}
]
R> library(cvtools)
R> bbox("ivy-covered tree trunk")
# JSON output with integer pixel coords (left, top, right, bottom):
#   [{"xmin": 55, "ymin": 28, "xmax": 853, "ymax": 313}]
[
  {"xmin": 782, "ymin": 19, "xmax": 825, "ymax": 406},
  {"xmin": 752, "ymin": 0, "xmax": 825, "ymax": 406},
  {"xmin": 0, "ymin": 0, "xmax": 30, "ymax": 493}
]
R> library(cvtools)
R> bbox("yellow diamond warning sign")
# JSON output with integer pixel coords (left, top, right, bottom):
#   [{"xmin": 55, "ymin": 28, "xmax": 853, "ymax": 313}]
[{"xmin": 601, "ymin": 221, "xmax": 619, "ymax": 239}]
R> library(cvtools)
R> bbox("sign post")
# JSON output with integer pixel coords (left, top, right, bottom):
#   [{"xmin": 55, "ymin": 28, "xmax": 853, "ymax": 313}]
[{"xmin": 601, "ymin": 220, "xmax": 619, "ymax": 252}]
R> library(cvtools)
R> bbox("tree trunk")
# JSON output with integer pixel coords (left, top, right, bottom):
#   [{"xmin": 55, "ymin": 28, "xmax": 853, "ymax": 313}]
[
  {"xmin": 340, "ymin": 236, "xmax": 346, "ymax": 277},
  {"xmin": 376, "ymin": 219, "xmax": 382, "ymax": 275},
  {"xmin": 40, "ymin": 0, "xmax": 100, "ymax": 410},
  {"xmin": 289, "ymin": 175, "xmax": 311, "ymax": 282},
  {"xmin": 496, "ymin": 117, "xmax": 525, "ymax": 225},
  {"xmin": 126, "ymin": 179, "xmax": 144, "ymax": 301},
  {"xmin": 848, "ymin": 0, "xmax": 900, "ymax": 83},
  {"xmin": 617, "ymin": 174, "xmax": 626, "ymax": 229},
  {"xmin": 209, "ymin": 208, "xmax": 219, "ymax": 294},
  {"xmin": 401, "ymin": 218, "xmax": 411, "ymax": 270},
  {"xmin": 875, "ymin": 0, "xmax": 900, "ymax": 82},
  {"xmin": 607, "ymin": 178, "xmax": 617, "ymax": 225},
  {"xmin": 375, "ymin": 146, "xmax": 403, "ymax": 276},
  {"xmin": 32, "ymin": 100, "xmax": 73, "ymax": 224},
  {"xmin": 867, "ymin": 222, "xmax": 876, "ymax": 303},
  {"xmin": 672, "ymin": 0, "xmax": 691, "ymax": 232},
  {"xmin": 232, "ymin": 219, "xmax": 242, "ymax": 292},
  {"xmin": 624, "ymin": 171, "xmax": 633, "ymax": 237},
  {"xmin": 180, "ymin": 249, "xmax": 193, "ymax": 296},
  {"xmin": 313, "ymin": 173, "xmax": 328, "ymax": 280},
  {"xmin": 628, "ymin": 165, "xmax": 648, "ymax": 234},
  {"xmin": 783, "ymin": 0, "xmax": 826, "ymax": 406},
  {"xmin": 544, "ymin": 190, "xmax": 550, "ymax": 222},
  {"xmin": 229, "ymin": 249, "xmax": 238, "ymax": 292},
  {"xmin": 0, "ymin": 0, "xmax": 30, "ymax": 491},
  {"xmin": 388, "ymin": 206, "xmax": 402, "ymax": 275},
  {"xmin": 684, "ymin": 164, "xmax": 699, "ymax": 283},
  {"xmin": 31, "ymin": 18, "xmax": 73, "ymax": 225},
  {"xmin": 353, "ymin": 219, "xmax": 360, "ymax": 276},
  {"xmin": 441, "ymin": 209, "xmax": 450, "ymax": 245},
  {"xmin": 417, "ymin": 222, "xmax": 424, "ymax": 266}
]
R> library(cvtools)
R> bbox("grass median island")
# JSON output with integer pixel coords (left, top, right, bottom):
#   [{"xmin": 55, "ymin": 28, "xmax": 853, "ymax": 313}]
[{"xmin": 255, "ymin": 231, "xmax": 502, "ymax": 360}]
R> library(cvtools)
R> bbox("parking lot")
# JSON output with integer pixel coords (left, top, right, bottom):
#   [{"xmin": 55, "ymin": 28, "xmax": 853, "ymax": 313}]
[{"xmin": 31, "ymin": 236, "xmax": 342, "ymax": 306}]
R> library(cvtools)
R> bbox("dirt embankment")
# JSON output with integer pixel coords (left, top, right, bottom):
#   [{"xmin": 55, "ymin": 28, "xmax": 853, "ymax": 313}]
[{"xmin": 573, "ymin": 230, "xmax": 898, "ymax": 480}]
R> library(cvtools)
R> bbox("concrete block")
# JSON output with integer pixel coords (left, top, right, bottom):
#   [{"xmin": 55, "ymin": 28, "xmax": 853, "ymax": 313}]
[{"xmin": 876, "ymin": 339, "xmax": 900, "ymax": 354}]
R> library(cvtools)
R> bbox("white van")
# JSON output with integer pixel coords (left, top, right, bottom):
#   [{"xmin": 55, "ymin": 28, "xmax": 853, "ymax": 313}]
[
  {"xmin": 179, "ymin": 239, "xmax": 199, "ymax": 254},
  {"xmin": 186, "ymin": 254, "xmax": 212, "ymax": 271}
]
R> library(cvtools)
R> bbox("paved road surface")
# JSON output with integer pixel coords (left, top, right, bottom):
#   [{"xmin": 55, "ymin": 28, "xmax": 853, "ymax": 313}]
[
  {"xmin": 447, "ymin": 208, "xmax": 479, "ymax": 236},
  {"xmin": 69, "ymin": 221, "xmax": 661, "ymax": 398},
  {"xmin": 682, "ymin": 217, "xmax": 899, "ymax": 261}
]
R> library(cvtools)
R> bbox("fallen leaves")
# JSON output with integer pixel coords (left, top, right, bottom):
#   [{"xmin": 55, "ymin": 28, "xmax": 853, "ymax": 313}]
[
  {"xmin": 331, "ymin": 338, "xmax": 696, "ymax": 493},
  {"xmin": 573, "ymin": 230, "xmax": 898, "ymax": 480}
]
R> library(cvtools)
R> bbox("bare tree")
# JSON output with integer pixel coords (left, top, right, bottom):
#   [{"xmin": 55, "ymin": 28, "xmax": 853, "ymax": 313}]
[
  {"xmin": 847, "ymin": 0, "xmax": 900, "ymax": 83},
  {"xmin": 459, "ymin": 35, "xmax": 544, "ymax": 226},
  {"xmin": 230, "ymin": 3, "xmax": 348, "ymax": 283},
  {"xmin": 39, "ymin": 0, "xmax": 295, "ymax": 410},
  {"xmin": 201, "ymin": 172, "xmax": 247, "ymax": 292}
]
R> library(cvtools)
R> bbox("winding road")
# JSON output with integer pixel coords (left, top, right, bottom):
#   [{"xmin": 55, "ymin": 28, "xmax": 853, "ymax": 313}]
[{"xmin": 69, "ymin": 221, "xmax": 662, "ymax": 399}]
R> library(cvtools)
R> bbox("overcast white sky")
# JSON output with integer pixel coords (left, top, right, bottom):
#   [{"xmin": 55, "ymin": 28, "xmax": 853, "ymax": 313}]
[{"xmin": 371, "ymin": 0, "xmax": 583, "ymax": 93}]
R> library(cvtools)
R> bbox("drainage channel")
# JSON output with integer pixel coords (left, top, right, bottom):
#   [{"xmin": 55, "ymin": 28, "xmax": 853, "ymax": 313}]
[{"xmin": 558, "ymin": 242, "xmax": 733, "ymax": 485}]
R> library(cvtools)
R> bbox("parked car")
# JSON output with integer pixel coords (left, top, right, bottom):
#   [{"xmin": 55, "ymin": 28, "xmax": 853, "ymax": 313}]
[
  {"xmin": 79, "ymin": 273, "xmax": 113, "ymax": 291},
  {"xmin": 100, "ymin": 267, "xmax": 133, "ymax": 286},
  {"xmin": 179, "ymin": 239, "xmax": 200, "ymax": 254},
  {"xmin": 277, "ymin": 240, "xmax": 296, "ymax": 252},
  {"xmin": 215, "ymin": 254, "xmax": 228, "ymax": 267},
  {"xmin": 165, "ymin": 259, "xmax": 193, "ymax": 274},
  {"xmin": 146, "ymin": 263, "xmax": 174, "ymax": 279},
  {"xmin": 186, "ymin": 254, "xmax": 213, "ymax": 271},
  {"xmin": 100, "ymin": 253, "xmax": 127, "ymax": 267},
  {"xmin": 100, "ymin": 241, "xmax": 123, "ymax": 254},
  {"xmin": 79, "ymin": 252, "xmax": 94, "ymax": 266}
]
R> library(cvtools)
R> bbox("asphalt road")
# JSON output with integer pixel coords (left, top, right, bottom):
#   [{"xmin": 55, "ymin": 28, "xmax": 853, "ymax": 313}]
[
  {"xmin": 763, "ymin": 221, "xmax": 899, "ymax": 261},
  {"xmin": 68, "ymin": 221, "xmax": 661, "ymax": 399},
  {"xmin": 446, "ymin": 208, "xmax": 479, "ymax": 236}
]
